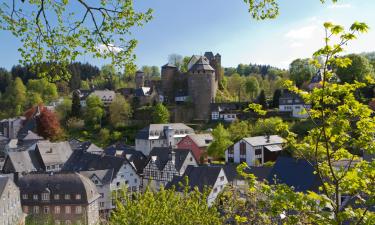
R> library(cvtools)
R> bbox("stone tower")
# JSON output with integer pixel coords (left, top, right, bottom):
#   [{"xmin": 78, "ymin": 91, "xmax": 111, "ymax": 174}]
[
  {"xmin": 161, "ymin": 63, "xmax": 178, "ymax": 103},
  {"xmin": 188, "ymin": 56, "xmax": 217, "ymax": 120},
  {"xmin": 204, "ymin": 52, "xmax": 222, "ymax": 88},
  {"xmin": 135, "ymin": 70, "xmax": 145, "ymax": 88}
]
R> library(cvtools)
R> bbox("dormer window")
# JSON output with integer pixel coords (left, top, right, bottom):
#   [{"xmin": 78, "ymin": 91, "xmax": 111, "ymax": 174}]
[
  {"xmin": 75, "ymin": 194, "xmax": 81, "ymax": 200},
  {"xmin": 54, "ymin": 194, "xmax": 60, "ymax": 200},
  {"xmin": 42, "ymin": 193, "xmax": 50, "ymax": 201},
  {"xmin": 65, "ymin": 194, "xmax": 70, "ymax": 200}
]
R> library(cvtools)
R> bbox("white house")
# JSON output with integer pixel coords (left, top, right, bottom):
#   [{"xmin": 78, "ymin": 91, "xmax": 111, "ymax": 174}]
[
  {"xmin": 135, "ymin": 123, "xmax": 195, "ymax": 156},
  {"xmin": 225, "ymin": 135, "xmax": 284, "ymax": 166},
  {"xmin": 279, "ymin": 91, "xmax": 310, "ymax": 118}
]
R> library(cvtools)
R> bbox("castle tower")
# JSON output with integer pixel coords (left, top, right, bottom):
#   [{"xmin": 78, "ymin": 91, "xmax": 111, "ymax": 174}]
[
  {"xmin": 135, "ymin": 70, "xmax": 145, "ymax": 88},
  {"xmin": 204, "ymin": 52, "xmax": 222, "ymax": 88},
  {"xmin": 188, "ymin": 56, "xmax": 217, "ymax": 120},
  {"xmin": 161, "ymin": 63, "xmax": 178, "ymax": 103}
]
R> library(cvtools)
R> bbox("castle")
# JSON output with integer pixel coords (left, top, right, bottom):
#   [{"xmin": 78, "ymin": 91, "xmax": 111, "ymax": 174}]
[{"xmin": 152, "ymin": 52, "xmax": 222, "ymax": 121}]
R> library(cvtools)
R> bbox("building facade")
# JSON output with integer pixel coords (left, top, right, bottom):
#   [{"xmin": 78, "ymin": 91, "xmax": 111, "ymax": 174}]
[
  {"xmin": 0, "ymin": 176, "xmax": 24, "ymax": 225},
  {"xmin": 176, "ymin": 133, "xmax": 213, "ymax": 163}
]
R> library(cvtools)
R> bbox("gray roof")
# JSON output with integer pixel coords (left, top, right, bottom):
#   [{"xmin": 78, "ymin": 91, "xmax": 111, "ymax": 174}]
[
  {"xmin": 104, "ymin": 143, "xmax": 147, "ymax": 173},
  {"xmin": 0, "ymin": 176, "xmax": 12, "ymax": 197},
  {"xmin": 6, "ymin": 151, "xmax": 43, "ymax": 173},
  {"xmin": 36, "ymin": 141, "xmax": 73, "ymax": 166},
  {"xmin": 186, "ymin": 133, "xmax": 213, "ymax": 148},
  {"xmin": 147, "ymin": 147, "xmax": 193, "ymax": 172},
  {"xmin": 167, "ymin": 165, "xmax": 223, "ymax": 192},
  {"xmin": 79, "ymin": 169, "xmax": 114, "ymax": 185},
  {"xmin": 18, "ymin": 173, "xmax": 100, "ymax": 204},
  {"xmin": 136, "ymin": 123, "xmax": 195, "ymax": 140},
  {"xmin": 162, "ymin": 63, "xmax": 177, "ymax": 68},
  {"xmin": 21, "ymin": 131, "xmax": 43, "ymax": 141},
  {"xmin": 189, "ymin": 56, "xmax": 214, "ymax": 72},
  {"xmin": 243, "ymin": 135, "xmax": 284, "ymax": 147},
  {"xmin": 90, "ymin": 90, "xmax": 116, "ymax": 101},
  {"xmin": 204, "ymin": 52, "xmax": 214, "ymax": 61}
]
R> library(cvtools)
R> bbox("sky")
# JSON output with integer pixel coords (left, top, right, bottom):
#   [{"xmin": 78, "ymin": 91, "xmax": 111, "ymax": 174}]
[{"xmin": 1, "ymin": 0, "xmax": 375, "ymax": 70}]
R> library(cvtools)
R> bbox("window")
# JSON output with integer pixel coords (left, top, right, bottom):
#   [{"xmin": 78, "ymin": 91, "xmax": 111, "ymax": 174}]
[
  {"xmin": 75, "ymin": 194, "xmax": 81, "ymax": 200},
  {"xmin": 228, "ymin": 157, "xmax": 234, "ymax": 163},
  {"xmin": 228, "ymin": 146, "xmax": 234, "ymax": 154},
  {"xmin": 22, "ymin": 194, "xmax": 28, "ymax": 200},
  {"xmin": 190, "ymin": 157, "xmax": 193, "ymax": 161},
  {"xmin": 65, "ymin": 206, "xmax": 71, "ymax": 214},
  {"xmin": 64, "ymin": 194, "xmax": 70, "ymax": 200},
  {"xmin": 132, "ymin": 186, "xmax": 137, "ymax": 192},
  {"xmin": 125, "ymin": 180, "xmax": 129, "ymax": 185},
  {"xmin": 240, "ymin": 142, "xmax": 246, "ymax": 156},
  {"xmin": 33, "ymin": 194, "xmax": 38, "ymax": 200},
  {"xmin": 54, "ymin": 194, "xmax": 60, "ymax": 200},
  {"xmin": 54, "ymin": 206, "xmax": 61, "ymax": 214},
  {"xmin": 65, "ymin": 220, "xmax": 71, "ymax": 225},
  {"xmin": 116, "ymin": 182, "xmax": 120, "ymax": 187},
  {"xmin": 213, "ymin": 188, "xmax": 218, "ymax": 193},
  {"xmin": 134, "ymin": 178, "xmax": 137, "ymax": 183},
  {"xmin": 75, "ymin": 206, "xmax": 82, "ymax": 214},
  {"xmin": 255, "ymin": 149, "xmax": 262, "ymax": 155},
  {"xmin": 99, "ymin": 202, "xmax": 105, "ymax": 208},
  {"xmin": 43, "ymin": 206, "xmax": 50, "ymax": 214},
  {"xmin": 220, "ymin": 176, "xmax": 224, "ymax": 181},
  {"xmin": 33, "ymin": 206, "xmax": 39, "ymax": 214},
  {"xmin": 42, "ymin": 193, "xmax": 50, "ymax": 201},
  {"xmin": 100, "ymin": 193, "xmax": 104, "ymax": 198}
]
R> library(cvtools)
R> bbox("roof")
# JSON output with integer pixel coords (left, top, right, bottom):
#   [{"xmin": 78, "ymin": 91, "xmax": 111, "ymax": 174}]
[
  {"xmin": 62, "ymin": 151, "xmax": 135, "ymax": 178},
  {"xmin": 267, "ymin": 156, "xmax": 321, "ymax": 192},
  {"xmin": 104, "ymin": 143, "xmax": 147, "ymax": 173},
  {"xmin": 18, "ymin": 173, "xmax": 100, "ymax": 204},
  {"xmin": 162, "ymin": 63, "xmax": 177, "ymax": 68},
  {"xmin": 147, "ymin": 147, "xmax": 193, "ymax": 172},
  {"xmin": 189, "ymin": 56, "xmax": 214, "ymax": 72},
  {"xmin": 135, "ymin": 87, "xmax": 152, "ymax": 97},
  {"xmin": 210, "ymin": 102, "xmax": 248, "ymax": 112},
  {"xmin": 186, "ymin": 133, "xmax": 213, "ymax": 148},
  {"xmin": 90, "ymin": 90, "xmax": 116, "ymax": 101},
  {"xmin": 243, "ymin": 135, "xmax": 284, "ymax": 147},
  {"xmin": 69, "ymin": 139, "xmax": 104, "ymax": 154},
  {"xmin": 79, "ymin": 169, "xmax": 114, "ymax": 185},
  {"xmin": 21, "ymin": 131, "xmax": 43, "ymax": 141},
  {"xmin": 204, "ymin": 52, "xmax": 215, "ymax": 61},
  {"xmin": 36, "ymin": 141, "xmax": 73, "ymax": 166},
  {"xmin": 223, "ymin": 164, "xmax": 272, "ymax": 182},
  {"xmin": 0, "ymin": 176, "xmax": 12, "ymax": 197},
  {"xmin": 167, "ymin": 165, "xmax": 223, "ymax": 192},
  {"xmin": 135, "ymin": 123, "xmax": 195, "ymax": 140},
  {"xmin": 6, "ymin": 151, "xmax": 43, "ymax": 173}
]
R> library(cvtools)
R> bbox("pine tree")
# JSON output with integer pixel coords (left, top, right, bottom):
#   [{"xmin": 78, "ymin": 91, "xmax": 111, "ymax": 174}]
[{"xmin": 71, "ymin": 91, "xmax": 81, "ymax": 117}]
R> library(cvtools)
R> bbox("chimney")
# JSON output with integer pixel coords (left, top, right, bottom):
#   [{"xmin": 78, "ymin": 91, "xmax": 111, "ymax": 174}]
[
  {"xmin": 169, "ymin": 150, "xmax": 176, "ymax": 164},
  {"xmin": 266, "ymin": 135, "xmax": 270, "ymax": 143}
]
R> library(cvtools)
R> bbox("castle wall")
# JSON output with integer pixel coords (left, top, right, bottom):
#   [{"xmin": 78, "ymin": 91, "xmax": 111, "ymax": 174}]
[{"xmin": 161, "ymin": 67, "xmax": 177, "ymax": 103}]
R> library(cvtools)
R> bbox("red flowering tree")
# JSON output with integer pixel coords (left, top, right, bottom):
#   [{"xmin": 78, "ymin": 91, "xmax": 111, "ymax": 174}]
[{"xmin": 24, "ymin": 105, "xmax": 62, "ymax": 140}]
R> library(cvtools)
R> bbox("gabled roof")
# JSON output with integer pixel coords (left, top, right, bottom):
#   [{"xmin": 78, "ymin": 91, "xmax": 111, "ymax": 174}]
[
  {"xmin": 36, "ymin": 141, "xmax": 73, "ymax": 166},
  {"xmin": 6, "ymin": 150, "xmax": 43, "ymax": 173},
  {"xmin": 189, "ymin": 56, "xmax": 214, "ymax": 72},
  {"xmin": 147, "ymin": 147, "xmax": 193, "ymax": 172},
  {"xmin": 79, "ymin": 169, "xmax": 114, "ymax": 185},
  {"xmin": 90, "ymin": 90, "xmax": 116, "ymax": 100},
  {"xmin": 135, "ymin": 87, "xmax": 152, "ymax": 97},
  {"xmin": 0, "ymin": 176, "xmax": 13, "ymax": 197},
  {"xmin": 162, "ymin": 63, "xmax": 177, "ymax": 68},
  {"xmin": 135, "ymin": 123, "xmax": 194, "ymax": 140},
  {"xmin": 104, "ymin": 143, "xmax": 147, "ymax": 173},
  {"xmin": 21, "ymin": 131, "xmax": 43, "ymax": 141},
  {"xmin": 204, "ymin": 52, "xmax": 215, "ymax": 61},
  {"xmin": 267, "ymin": 156, "xmax": 321, "ymax": 193},
  {"xmin": 242, "ymin": 135, "xmax": 284, "ymax": 147},
  {"xmin": 186, "ymin": 133, "xmax": 213, "ymax": 148},
  {"xmin": 167, "ymin": 165, "xmax": 223, "ymax": 192}
]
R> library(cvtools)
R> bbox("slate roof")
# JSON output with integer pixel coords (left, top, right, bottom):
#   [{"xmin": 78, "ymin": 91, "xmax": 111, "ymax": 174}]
[
  {"xmin": 187, "ymin": 133, "xmax": 213, "ymax": 148},
  {"xmin": 104, "ymin": 143, "xmax": 147, "ymax": 173},
  {"xmin": 79, "ymin": 169, "xmax": 114, "ymax": 185},
  {"xmin": 69, "ymin": 139, "xmax": 103, "ymax": 154},
  {"xmin": 21, "ymin": 131, "xmax": 43, "ymax": 141},
  {"xmin": 204, "ymin": 52, "xmax": 215, "ymax": 61},
  {"xmin": 189, "ymin": 56, "xmax": 214, "ymax": 72},
  {"xmin": 243, "ymin": 135, "xmax": 284, "ymax": 147},
  {"xmin": 210, "ymin": 102, "xmax": 248, "ymax": 112},
  {"xmin": 167, "ymin": 165, "xmax": 223, "ymax": 192},
  {"xmin": 36, "ymin": 141, "xmax": 73, "ymax": 166},
  {"xmin": 147, "ymin": 147, "xmax": 192, "ymax": 172},
  {"xmin": 135, "ymin": 123, "xmax": 194, "ymax": 140},
  {"xmin": 162, "ymin": 63, "xmax": 177, "ymax": 68},
  {"xmin": 17, "ymin": 117, "xmax": 37, "ymax": 140},
  {"xmin": 267, "ymin": 156, "xmax": 321, "ymax": 192},
  {"xmin": 0, "ymin": 176, "xmax": 12, "ymax": 197},
  {"xmin": 18, "ymin": 173, "xmax": 100, "ymax": 204},
  {"xmin": 90, "ymin": 90, "xmax": 116, "ymax": 101},
  {"xmin": 62, "ymin": 151, "xmax": 135, "ymax": 178},
  {"xmin": 223, "ymin": 164, "xmax": 272, "ymax": 182},
  {"xmin": 6, "ymin": 151, "xmax": 43, "ymax": 173}
]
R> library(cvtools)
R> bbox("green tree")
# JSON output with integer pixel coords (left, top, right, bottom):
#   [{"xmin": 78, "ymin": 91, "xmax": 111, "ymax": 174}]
[
  {"xmin": 271, "ymin": 89, "xmax": 282, "ymax": 108},
  {"xmin": 207, "ymin": 124, "xmax": 233, "ymax": 159},
  {"xmin": 71, "ymin": 91, "xmax": 81, "ymax": 118},
  {"xmin": 85, "ymin": 95, "xmax": 104, "ymax": 126},
  {"xmin": 252, "ymin": 117, "xmax": 284, "ymax": 136},
  {"xmin": 109, "ymin": 94, "xmax": 133, "ymax": 127},
  {"xmin": 180, "ymin": 56, "xmax": 191, "ymax": 73},
  {"xmin": 228, "ymin": 120, "xmax": 251, "ymax": 142},
  {"xmin": 168, "ymin": 54, "xmax": 183, "ymax": 70},
  {"xmin": 336, "ymin": 54, "xmax": 375, "ymax": 83},
  {"xmin": 55, "ymin": 98, "xmax": 72, "ymax": 121},
  {"xmin": 0, "ymin": 67, "xmax": 12, "ymax": 93},
  {"xmin": 98, "ymin": 128, "xmax": 110, "ymax": 144},
  {"xmin": 257, "ymin": 90, "xmax": 267, "ymax": 109},
  {"xmin": 4, "ymin": 77, "xmax": 27, "ymax": 116},
  {"xmin": 26, "ymin": 92, "xmax": 43, "ymax": 108},
  {"xmin": 111, "ymin": 186, "xmax": 222, "ymax": 225},
  {"xmin": 27, "ymin": 79, "xmax": 58, "ymax": 103},
  {"xmin": 151, "ymin": 66, "xmax": 161, "ymax": 77},
  {"xmin": 245, "ymin": 76, "xmax": 260, "ymax": 100},
  {"xmin": 152, "ymin": 103, "xmax": 170, "ymax": 124},
  {"xmin": 289, "ymin": 58, "xmax": 317, "ymax": 88}
]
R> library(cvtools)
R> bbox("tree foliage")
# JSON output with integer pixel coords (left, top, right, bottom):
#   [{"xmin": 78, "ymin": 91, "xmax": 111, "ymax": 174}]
[
  {"xmin": 85, "ymin": 95, "xmax": 104, "ymax": 126},
  {"xmin": 336, "ymin": 54, "xmax": 375, "ymax": 83},
  {"xmin": 109, "ymin": 94, "xmax": 132, "ymax": 127},
  {"xmin": 289, "ymin": 58, "xmax": 317, "ymax": 88},
  {"xmin": 152, "ymin": 103, "xmax": 170, "ymax": 124},
  {"xmin": 207, "ymin": 124, "xmax": 233, "ymax": 158}
]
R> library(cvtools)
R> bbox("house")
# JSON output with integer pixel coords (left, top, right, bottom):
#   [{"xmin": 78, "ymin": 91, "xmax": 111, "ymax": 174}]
[
  {"xmin": 18, "ymin": 173, "xmax": 100, "ymax": 225},
  {"xmin": 177, "ymin": 133, "xmax": 213, "ymax": 163},
  {"xmin": 80, "ymin": 89, "xmax": 116, "ymax": 107},
  {"xmin": 135, "ymin": 123, "xmax": 195, "ymax": 155},
  {"xmin": 2, "ymin": 150, "xmax": 43, "ymax": 175},
  {"xmin": 62, "ymin": 151, "xmax": 142, "ymax": 214},
  {"xmin": 167, "ymin": 165, "xmax": 228, "ymax": 205},
  {"xmin": 278, "ymin": 90, "xmax": 310, "ymax": 118},
  {"xmin": 35, "ymin": 141, "xmax": 73, "ymax": 172},
  {"xmin": 267, "ymin": 156, "xmax": 321, "ymax": 193},
  {"xmin": 69, "ymin": 139, "xmax": 104, "ymax": 155},
  {"xmin": 210, "ymin": 103, "xmax": 247, "ymax": 122},
  {"xmin": 0, "ymin": 176, "xmax": 25, "ymax": 225},
  {"xmin": 0, "ymin": 117, "xmax": 25, "ymax": 139},
  {"xmin": 225, "ymin": 135, "xmax": 284, "ymax": 166},
  {"xmin": 143, "ymin": 147, "xmax": 198, "ymax": 190}
]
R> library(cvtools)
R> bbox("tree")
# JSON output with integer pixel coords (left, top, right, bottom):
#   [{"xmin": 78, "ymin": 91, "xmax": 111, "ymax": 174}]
[
  {"xmin": 4, "ymin": 77, "xmax": 27, "ymax": 116},
  {"xmin": 26, "ymin": 92, "xmax": 43, "ymax": 108},
  {"xmin": 98, "ymin": 128, "xmax": 110, "ymax": 144},
  {"xmin": 271, "ymin": 89, "xmax": 282, "ymax": 108},
  {"xmin": 289, "ymin": 58, "xmax": 317, "ymax": 88},
  {"xmin": 252, "ymin": 117, "xmax": 284, "ymax": 136},
  {"xmin": 257, "ymin": 90, "xmax": 267, "ymax": 109},
  {"xmin": 245, "ymin": 77, "xmax": 260, "ymax": 100},
  {"xmin": 151, "ymin": 66, "xmax": 161, "ymax": 77},
  {"xmin": 24, "ymin": 105, "xmax": 62, "ymax": 140},
  {"xmin": 110, "ymin": 185, "xmax": 222, "ymax": 225},
  {"xmin": 152, "ymin": 103, "xmax": 170, "ymax": 124},
  {"xmin": 27, "ymin": 79, "xmax": 58, "ymax": 103},
  {"xmin": 141, "ymin": 66, "xmax": 152, "ymax": 76},
  {"xmin": 71, "ymin": 91, "xmax": 82, "ymax": 118},
  {"xmin": 109, "ymin": 94, "xmax": 133, "ymax": 127},
  {"xmin": 100, "ymin": 64, "xmax": 117, "ymax": 90},
  {"xmin": 0, "ymin": 68, "xmax": 12, "ymax": 93},
  {"xmin": 168, "ymin": 54, "xmax": 183, "ymax": 69},
  {"xmin": 228, "ymin": 120, "xmax": 251, "ymax": 142},
  {"xmin": 207, "ymin": 124, "xmax": 233, "ymax": 159},
  {"xmin": 85, "ymin": 95, "xmax": 104, "ymax": 126},
  {"xmin": 180, "ymin": 56, "xmax": 191, "ymax": 73},
  {"xmin": 336, "ymin": 54, "xmax": 375, "ymax": 83},
  {"xmin": 55, "ymin": 98, "xmax": 72, "ymax": 121}
]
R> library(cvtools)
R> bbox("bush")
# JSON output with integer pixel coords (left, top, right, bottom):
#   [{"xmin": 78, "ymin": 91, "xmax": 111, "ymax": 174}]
[{"xmin": 66, "ymin": 117, "xmax": 84, "ymax": 130}]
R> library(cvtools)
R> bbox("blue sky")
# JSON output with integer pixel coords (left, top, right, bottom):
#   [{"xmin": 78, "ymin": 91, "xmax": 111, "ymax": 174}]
[{"xmin": 1, "ymin": 0, "xmax": 375, "ymax": 70}]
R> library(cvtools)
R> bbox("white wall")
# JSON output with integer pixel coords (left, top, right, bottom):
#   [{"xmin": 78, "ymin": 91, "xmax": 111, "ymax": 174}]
[{"xmin": 207, "ymin": 169, "xmax": 228, "ymax": 206}]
